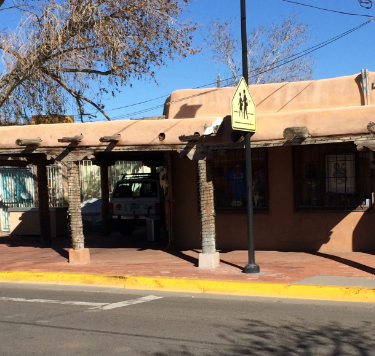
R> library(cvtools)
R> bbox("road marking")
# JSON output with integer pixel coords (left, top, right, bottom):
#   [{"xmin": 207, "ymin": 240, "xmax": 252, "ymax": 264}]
[
  {"xmin": 0, "ymin": 295, "xmax": 163, "ymax": 311},
  {"xmin": 101, "ymin": 295, "xmax": 163, "ymax": 310},
  {"xmin": 0, "ymin": 297, "xmax": 108, "ymax": 308}
]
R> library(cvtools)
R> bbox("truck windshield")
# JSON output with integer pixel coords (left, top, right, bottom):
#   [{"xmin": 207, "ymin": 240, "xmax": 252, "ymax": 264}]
[{"xmin": 113, "ymin": 181, "xmax": 158, "ymax": 198}]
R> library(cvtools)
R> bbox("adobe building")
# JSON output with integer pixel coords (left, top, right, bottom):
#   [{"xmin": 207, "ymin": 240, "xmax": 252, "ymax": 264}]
[
  {"xmin": 0, "ymin": 71, "xmax": 374, "ymax": 266},
  {"xmin": 166, "ymin": 71, "xmax": 375, "ymax": 256}
]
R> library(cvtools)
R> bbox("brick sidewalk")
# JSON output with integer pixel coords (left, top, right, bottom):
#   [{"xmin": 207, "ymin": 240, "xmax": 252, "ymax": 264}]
[{"xmin": 1, "ymin": 233, "xmax": 375, "ymax": 284}]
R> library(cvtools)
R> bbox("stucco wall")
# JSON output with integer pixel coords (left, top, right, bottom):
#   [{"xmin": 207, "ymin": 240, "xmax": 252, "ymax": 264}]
[
  {"xmin": 216, "ymin": 146, "xmax": 375, "ymax": 252},
  {"xmin": 167, "ymin": 72, "xmax": 375, "ymax": 119},
  {"xmin": 173, "ymin": 147, "xmax": 375, "ymax": 252},
  {"xmin": 0, "ymin": 118, "xmax": 218, "ymax": 149}
]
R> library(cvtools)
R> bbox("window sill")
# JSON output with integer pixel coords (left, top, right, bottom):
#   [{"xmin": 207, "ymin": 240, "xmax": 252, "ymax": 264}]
[
  {"xmin": 215, "ymin": 208, "xmax": 269, "ymax": 214},
  {"xmin": 295, "ymin": 207, "xmax": 373, "ymax": 213}
]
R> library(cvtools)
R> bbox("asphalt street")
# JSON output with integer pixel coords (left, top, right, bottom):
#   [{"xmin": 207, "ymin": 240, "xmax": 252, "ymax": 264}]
[{"xmin": 0, "ymin": 283, "xmax": 375, "ymax": 356}]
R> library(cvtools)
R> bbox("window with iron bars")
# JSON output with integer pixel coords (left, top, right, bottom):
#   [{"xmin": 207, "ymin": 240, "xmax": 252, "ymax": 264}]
[
  {"xmin": 212, "ymin": 148, "xmax": 268, "ymax": 210},
  {"xmin": 293, "ymin": 143, "xmax": 374, "ymax": 211}
]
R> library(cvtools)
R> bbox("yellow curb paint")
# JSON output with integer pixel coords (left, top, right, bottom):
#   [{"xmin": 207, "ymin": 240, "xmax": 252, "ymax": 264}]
[
  {"xmin": 57, "ymin": 273, "xmax": 126, "ymax": 288},
  {"xmin": 0, "ymin": 271, "xmax": 60, "ymax": 284},
  {"xmin": 1, "ymin": 271, "xmax": 375, "ymax": 303},
  {"xmin": 125, "ymin": 276, "xmax": 205, "ymax": 293}
]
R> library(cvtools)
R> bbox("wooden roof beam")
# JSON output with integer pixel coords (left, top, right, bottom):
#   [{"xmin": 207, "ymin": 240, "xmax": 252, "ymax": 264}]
[
  {"xmin": 179, "ymin": 132, "xmax": 200, "ymax": 142},
  {"xmin": 15, "ymin": 138, "xmax": 42, "ymax": 146},
  {"xmin": 283, "ymin": 126, "xmax": 310, "ymax": 143},
  {"xmin": 99, "ymin": 134, "xmax": 121, "ymax": 142},
  {"xmin": 367, "ymin": 121, "xmax": 375, "ymax": 133},
  {"xmin": 58, "ymin": 134, "xmax": 83, "ymax": 143}
]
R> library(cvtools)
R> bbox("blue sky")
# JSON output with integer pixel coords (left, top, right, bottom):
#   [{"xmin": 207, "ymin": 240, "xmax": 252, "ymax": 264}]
[
  {"xmin": 1, "ymin": 0, "xmax": 374, "ymax": 121},
  {"xmin": 107, "ymin": 0, "xmax": 375, "ymax": 120}
]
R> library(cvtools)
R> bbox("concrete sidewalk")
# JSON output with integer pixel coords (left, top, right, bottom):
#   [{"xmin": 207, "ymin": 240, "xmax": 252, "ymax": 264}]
[{"xmin": 1, "ymin": 232, "xmax": 375, "ymax": 302}]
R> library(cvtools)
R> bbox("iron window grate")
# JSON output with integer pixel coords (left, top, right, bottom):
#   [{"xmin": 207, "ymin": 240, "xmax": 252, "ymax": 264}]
[
  {"xmin": 212, "ymin": 148, "xmax": 269, "ymax": 210},
  {"xmin": 293, "ymin": 143, "xmax": 374, "ymax": 211}
]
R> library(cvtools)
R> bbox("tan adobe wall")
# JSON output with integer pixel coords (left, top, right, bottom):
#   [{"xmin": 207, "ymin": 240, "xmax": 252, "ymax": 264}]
[
  {"xmin": 217, "ymin": 146, "xmax": 375, "ymax": 252},
  {"xmin": 172, "ymin": 147, "xmax": 375, "ymax": 252},
  {"xmin": 166, "ymin": 72, "xmax": 375, "ymax": 119},
  {"xmin": 1, "ymin": 73, "xmax": 374, "ymax": 149},
  {"xmin": 0, "ymin": 118, "xmax": 217, "ymax": 149}
]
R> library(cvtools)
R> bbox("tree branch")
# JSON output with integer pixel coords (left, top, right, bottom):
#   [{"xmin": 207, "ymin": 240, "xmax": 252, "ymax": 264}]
[
  {"xmin": 0, "ymin": 43, "xmax": 24, "ymax": 60},
  {"xmin": 75, "ymin": 96, "xmax": 85, "ymax": 123},
  {"xmin": 0, "ymin": 0, "xmax": 197, "ymax": 121},
  {"xmin": 42, "ymin": 69, "xmax": 111, "ymax": 121},
  {"xmin": 47, "ymin": 45, "xmax": 101, "ymax": 61},
  {"xmin": 58, "ymin": 68, "xmax": 112, "ymax": 75}
]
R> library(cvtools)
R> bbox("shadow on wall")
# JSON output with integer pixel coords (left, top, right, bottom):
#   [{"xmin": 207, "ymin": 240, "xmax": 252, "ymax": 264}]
[
  {"xmin": 150, "ymin": 319, "xmax": 375, "ymax": 356},
  {"xmin": 276, "ymin": 81, "xmax": 315, "ymax": 113},
  {"xmin": 352, "ymin": 210, "xmax": 375, "ymax": 252},
  {"xmin": 173, "ymin": 104, "xmax": 202, "ymax": 119},
  {"xmin": 216, "ymin": 145, "xmax": 375, "ymax": 252},
  {"xmin": 264, "ymin": 209, "xmax": 375, "ymax": 253},
  {"xmin": 215, "ymin": 200, "xmax": 358, "ymax": 252},
  {"xmin": 256, "ymin": 207, "xmax": 375, "ymax": 252}
]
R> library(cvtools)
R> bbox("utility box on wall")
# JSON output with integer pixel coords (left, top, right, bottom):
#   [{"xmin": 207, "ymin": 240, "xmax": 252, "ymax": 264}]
[{"xmin": 8, "ymin": 207, "xmax": 69, "ymax": 237}]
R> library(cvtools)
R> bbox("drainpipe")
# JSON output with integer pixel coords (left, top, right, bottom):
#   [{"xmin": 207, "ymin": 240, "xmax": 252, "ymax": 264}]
[{"xmin": 361, "ymin": 69, "xmax": 370, "ymax": 105}]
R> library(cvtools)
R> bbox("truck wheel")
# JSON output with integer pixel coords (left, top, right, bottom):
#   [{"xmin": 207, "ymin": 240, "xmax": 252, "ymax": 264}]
[{"xmin": 119, "ymin": 220, "xmax": 135, "ymax": 236}]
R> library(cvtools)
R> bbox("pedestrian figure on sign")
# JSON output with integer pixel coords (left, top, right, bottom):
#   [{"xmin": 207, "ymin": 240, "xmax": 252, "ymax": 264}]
[
  {"xmin": 238, "ymin": 92, "xmax": 243, "ymax": 116},
  {"xmin": 243, "ymin": 90, "xmax": 248, "ymax": 119}
]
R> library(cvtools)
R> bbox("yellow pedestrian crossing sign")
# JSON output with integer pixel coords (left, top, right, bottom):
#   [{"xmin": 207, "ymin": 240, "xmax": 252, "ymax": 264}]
[{"xmin": 231, "ymin": 77, "xmax": 256, "ymax": 132}]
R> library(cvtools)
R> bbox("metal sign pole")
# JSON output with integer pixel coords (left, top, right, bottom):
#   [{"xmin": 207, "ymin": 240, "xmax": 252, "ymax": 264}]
[{"xmin": 241, "ymin": 0, "xmax": 260, "ymax": 274}]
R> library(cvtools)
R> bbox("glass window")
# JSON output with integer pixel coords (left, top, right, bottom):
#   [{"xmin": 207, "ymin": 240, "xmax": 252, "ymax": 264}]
[
  {"xmin": 293, "ymin": 143, "xmax": 373, "ymax": 211},
  {"xmin": 113, "ymin": 181, "xmax": 158, "ymax": 198},
  {"xmin": 212, "ymin": 148, "xmax": 269, "ymax": 210}
]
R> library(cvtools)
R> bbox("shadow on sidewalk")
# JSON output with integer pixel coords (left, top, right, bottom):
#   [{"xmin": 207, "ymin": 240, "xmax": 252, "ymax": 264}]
[
  {"xmin": 171, "ymin": 251, "xmax": 198, "ymax": 267},
  {"xmin": 0, "ymin": 233, "xmax": 195, "ymax": 266},
  {"xmin": 187, "ymin": 249, "xmax": 244, "ymax": 271},
  {"xmin": 0, "ymin": 235, "xmax": 71, "ymax": 260},
  {"xmin": 218, "ymin": 250, "xmax": 244, "ymax": 271},
  {"xmin": 308, "ymin": 251, "xmax": 375, "ymax": 276}
]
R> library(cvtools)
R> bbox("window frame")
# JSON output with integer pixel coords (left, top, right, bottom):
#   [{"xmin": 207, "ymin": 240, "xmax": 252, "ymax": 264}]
[
  {"xmin": 212, "ymin": 148, "xmax": 269, "ymax": 212},
  {"xmin": 293, "ymin": 143, "xmax": 374, "ymax": 213}
]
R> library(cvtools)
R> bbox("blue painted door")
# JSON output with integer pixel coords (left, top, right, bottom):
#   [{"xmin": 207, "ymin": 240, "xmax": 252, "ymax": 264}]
[{"xmin": 0, "ymin": 167, "xmax": 34, "ymax": 231}]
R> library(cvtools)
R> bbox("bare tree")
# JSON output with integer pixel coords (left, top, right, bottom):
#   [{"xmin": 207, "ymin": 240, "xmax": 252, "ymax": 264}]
[
  {"xmin": 205, "ymin": 12, "xmax": 314, "ymax": 85},
  {"xmin": 0, "ymin": 0, "xmax": 197, "ymax": 122}
]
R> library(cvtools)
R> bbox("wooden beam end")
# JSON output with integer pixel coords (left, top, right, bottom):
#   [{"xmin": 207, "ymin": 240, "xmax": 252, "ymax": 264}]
[{"xmin": 16, "ymin": 138, "xmax": 42, "ymax": 146}]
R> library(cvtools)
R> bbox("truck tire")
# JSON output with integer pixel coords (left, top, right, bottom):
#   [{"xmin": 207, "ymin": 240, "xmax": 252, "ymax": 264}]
[{"xmin": 119, "ymin": 220, "xmax": 135, "ymax": 236}]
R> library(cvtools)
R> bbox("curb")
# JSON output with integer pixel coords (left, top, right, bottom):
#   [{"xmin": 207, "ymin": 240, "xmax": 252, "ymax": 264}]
[{"xmin": 1, "ymin": 271, "xmax": 375, "ymax": 303}]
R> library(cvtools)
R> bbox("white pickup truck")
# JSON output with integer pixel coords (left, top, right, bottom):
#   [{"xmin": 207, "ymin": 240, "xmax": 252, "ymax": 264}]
[{"xmin": 109, "ymin": 174, "xmax": 162, "ymax": 237}]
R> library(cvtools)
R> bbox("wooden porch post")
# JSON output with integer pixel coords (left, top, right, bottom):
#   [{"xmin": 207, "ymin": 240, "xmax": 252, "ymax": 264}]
[
  {"xmin": 33, "ymin": 165, "xmax": 39, "ymax": 207},
  {"xmin": 100, "ymin": 164, "xmax": 110, "ymax": 235},
  {"xmin": 36, "ymin": 162, "xmax": 51, "ymax": 244},
  {"xmin": 62, "ymin": 163, "xmax": 69, "ymax": 207},
  {"xmin": 165, "ymin": 153, "xmax": 175, "ymax": 250},
  {"xmin": 67, "ymin": 161, "xmax": 90, "ymax": 263},
  {"xmin": 197, "ymin": 159, "xmax": 220, "ymax": 268}
]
